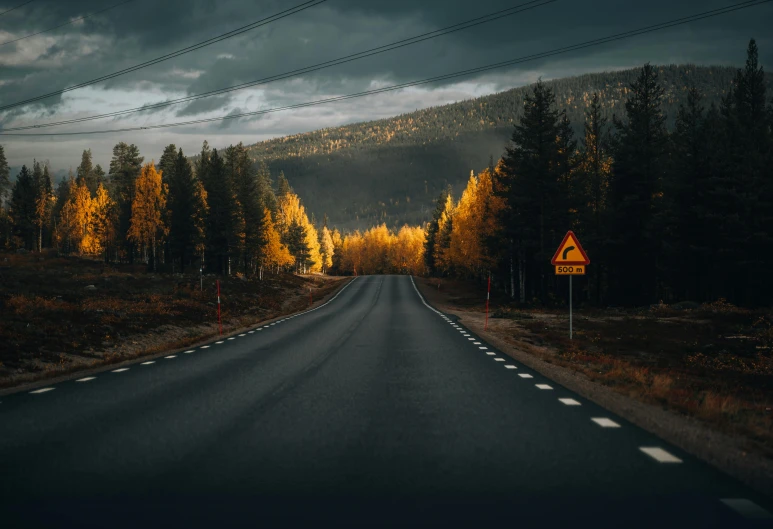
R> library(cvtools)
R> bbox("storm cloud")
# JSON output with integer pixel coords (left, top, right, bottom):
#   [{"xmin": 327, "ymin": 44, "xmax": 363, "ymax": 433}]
[{"xmin": 0, "ymin": 0, "xmax": 769, "ymax": 172}]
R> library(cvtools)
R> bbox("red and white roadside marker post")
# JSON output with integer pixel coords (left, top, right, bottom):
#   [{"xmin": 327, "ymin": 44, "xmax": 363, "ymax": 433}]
[
  {"xmin": 484, "ymin": 272, "xmax": 491, "ymax": 331},
  {"xmin": 217, "ymin": 279, "xmax": 222, "ymax": 336},
  {"xmin": 550, "ymin": 231, "xmax": 590, "ymax": 340}
]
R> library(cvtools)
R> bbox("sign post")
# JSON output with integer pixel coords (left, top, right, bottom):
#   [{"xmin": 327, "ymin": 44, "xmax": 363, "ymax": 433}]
[
  {"xmin": 216, "ymin": 279, "xmax": 222, "ymax": 336},
  {"xmin": 550, "ymin": 231, "xmax": 589, "ymax": 340},
  {"xmin": 484, "ymin": 272, "xmax": 491, "ymax": 331}
]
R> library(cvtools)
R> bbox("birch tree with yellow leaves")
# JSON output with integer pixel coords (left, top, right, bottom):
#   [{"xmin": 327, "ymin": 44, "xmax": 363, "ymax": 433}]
[{"xmin": 128, "ymin": 162, "xmax": 167, "ymax": 271}]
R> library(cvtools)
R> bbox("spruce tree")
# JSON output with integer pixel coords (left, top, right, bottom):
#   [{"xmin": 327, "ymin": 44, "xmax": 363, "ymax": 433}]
[
  {"xmin": 167, "ymin": 148, "xmax": 198, "ymax": 272},
  {"xmin": 9, "ymin": 166, "xmax": 36, "ymax": 249},
  {"xmin": 424, "ymin": 187, "xmax": 450, "ymax": 276},
  {"xmin": 0, "ymin": 144, "xmax": 10, "ymax": 207},
  {"xmin": 109, "ymin": 142, "xmax": 144, "ymax": 263},
  {"xmin": 76, "ymin": 149, "xmax": 97, "ymax": 196},
  {"xmin": 607, "ymin": 64, "xmax": 668, "ymax": 306}
]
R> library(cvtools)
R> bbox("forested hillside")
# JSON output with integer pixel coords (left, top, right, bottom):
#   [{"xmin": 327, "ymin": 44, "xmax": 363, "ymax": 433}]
[{"xmin": 220, "ymin": 64, "xmax": 772, "ymax": 230}]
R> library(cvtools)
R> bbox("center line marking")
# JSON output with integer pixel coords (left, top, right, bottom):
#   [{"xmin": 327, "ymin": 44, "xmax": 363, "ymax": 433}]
[
  {"xmin": 112, "ymin": 368, "xmax": 129, "ymax": 373},
  {"xmin": 591, "ymin": 417, "xmax": 620, "ymax": 428},
  {"xmin": 165, "ymin": 355, "xmax": 176, "ymax": 359},
  {"xmin": 639, "ymin": 447, "xmax": 682, "ymax": 463},
  {"xmin": 505, "ymin": 365, "xmax": 517, "ymax": 369},
  {"xmin": 142, "ymin": 361, "xmax": 155, "ymax": 365},
  {"xmin": 76, "ymin": 377, "xmax": 96, "ymax": 382},
  {"xmin": 559, "ymin": 398, "xmax": 581, "ymax": 405},
  {"xmin": 30, "ymin": 387, "xmax": 55, "ymax": 394},
  {"xmin": 535, "ymin": 384, "xmax": 553, "ymax": 390},
  {"xmin": 518, "ymin": 374, "xmax": 533, "ymax": 379}
]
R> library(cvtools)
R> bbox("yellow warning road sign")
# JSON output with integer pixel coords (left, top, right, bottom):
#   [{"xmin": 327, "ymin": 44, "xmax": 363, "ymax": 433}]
[{"xmin": 551, "ymin": 231, "xmax": 590, "ymax": 266}]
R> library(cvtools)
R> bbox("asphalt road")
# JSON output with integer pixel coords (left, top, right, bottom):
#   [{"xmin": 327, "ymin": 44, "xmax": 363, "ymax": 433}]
[{"xmin": 1, "ymin": 275, "xmax": 771, "ymax": 528}]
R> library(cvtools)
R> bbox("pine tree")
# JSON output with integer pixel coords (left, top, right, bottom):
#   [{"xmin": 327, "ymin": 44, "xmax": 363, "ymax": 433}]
[
  {"xmin": 607, "ymin": 64, "xmax": 668, "ymax": 306},
  {"xmin": 575, "ymin": 93, "xmax": 612, "ymax": 304},
  {"xmin": 9, "ymin": 166, "xmax": 36, "ymax": 249},
  {"xmin": 166, "ymin": 147, "xmax": 201, "ymax": 272},
  {"xmin": 109, "ymin": 142, "xmax": 144, "ymax": 263},
  {"xmin": 76, "ymin": 149, "xmax": 97, "ymax": 196}
]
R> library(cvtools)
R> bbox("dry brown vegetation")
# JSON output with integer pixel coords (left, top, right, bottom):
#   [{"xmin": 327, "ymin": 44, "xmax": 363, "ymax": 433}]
[
  {"xmin": 420, "ymin": 277, "xmax": 773, "ymax": 459},
  {"xmin": 0, "ymin": 250, "xmax": 345, "ymax": 389}
]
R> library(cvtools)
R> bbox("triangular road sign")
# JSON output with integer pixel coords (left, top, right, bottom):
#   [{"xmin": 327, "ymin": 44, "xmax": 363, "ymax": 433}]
[{"xmin": 551, "ymin": 231, "xmax": 590, "ymax": 265}]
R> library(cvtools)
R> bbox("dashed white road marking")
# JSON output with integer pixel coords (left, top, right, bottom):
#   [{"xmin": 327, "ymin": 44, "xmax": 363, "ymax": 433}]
[
  {"xmin": 639, "ymin": 447, "xmax": 682, "ymax": 463},
  {"xmin": 76, "ymin": 377, "xmax": 96, "ymax": 382},
  {"xmin": 248, "ymin": 331, "xmax": 254, "ymax": 334},
  {"xmin": 165, "ymin": 355, "xmax": 176, "ymax": 359},
  {"xmin": 184, "ymin": 350, "xmax": 194, "ymax": 354},
  {"xmin": 468, "ymin": 338, "xmax": 475, "ymax": 341},
  {"xmin": 227, "ymin": 337, "xmax": 235, "ymax": 341},
  {"xmin": 200, "ymin": 346, "xmax": 210, "ymax": 349},
  {"xmin": 486, "ymin": 352, "xmax": 496, "ymax": 356},
  {"xmin": 462, "ymin": 334, "xmax": 470, "ymax": 336},
  {"xmin": 478, "ymin": 346, "xmax": 488, "ymax": 350},
  {"xmin": 141, "ymin": 361, "xmax": 155, "ymax": 365},
  {"xmin": 505, "ymin": 365, "xmax": 517, "ymax": 370},
  {"xmin": 536, "ymin": 384, "xmax": 553, "ymax": 390},
  {"xmin": 257, "ymin": 329, "xmax": 263, "ymax": 331},
  {"xmin": 270, "ymin": 323, "xmax": 276, "ymax": 326},
  {"xmin": 112, "ymin": 368, "xmax": 130, "ymax": 373},
  {"xmin": 559, "ymin": 398, "xmax": 581, "ymax": 406},
  {"xmin": 591, "ymin": 417, "xmax": 620, "ymax": 428},
  {"xmin": 215, "ymin": 341, "xmax": 224, "ymax": 344},
  {"xmin": 720, "ymin": 499, "xmax": 772, "ymax": 520},
  {"xmin": 473, "ymin": 342, "xmax": 481, "ymax": 345},
  {"xmin": 518, "ymin": 374, "xmax": 533, "ymax": 379},
  {"xmin": 239, "ymin": 334, "xmax": 246, "ymax": 337},
  {"xmin": 494, "ymin": 358, "xmax": 505, "ymax": 362},
  {"xmin": 30, "ymin": 387, "xmax": 55, "ymax": 394}
]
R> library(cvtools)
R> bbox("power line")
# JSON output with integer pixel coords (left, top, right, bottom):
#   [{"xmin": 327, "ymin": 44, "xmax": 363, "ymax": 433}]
[
  {"xmin": 2, "ymin": 0, "xmax": 557, "ymax": 131},
  {"xmin": 0, "ymin": 0, "xmax": 326, "ymax": 112},
  {"xmin": 0, "ymin": 0, "xmax": 34, "ymax": 18},
  {"xmin": 2, "ymin": 0, "xmax": 770, "ymax": 137},
  {"xmin": 0, "ymin": 0, "xmax": 135, "ymax": 48}
]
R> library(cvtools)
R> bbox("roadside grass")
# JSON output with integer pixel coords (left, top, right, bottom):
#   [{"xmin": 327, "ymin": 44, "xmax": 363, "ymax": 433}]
[{"xmin": 0, "ymin": 250, "xmax": 345, "ymax": 388}]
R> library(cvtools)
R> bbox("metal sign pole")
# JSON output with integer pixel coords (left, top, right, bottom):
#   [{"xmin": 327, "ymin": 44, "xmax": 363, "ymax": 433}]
[{"xmin": 569, "ymin": 275, "xmax": 573, "ymax": 340}]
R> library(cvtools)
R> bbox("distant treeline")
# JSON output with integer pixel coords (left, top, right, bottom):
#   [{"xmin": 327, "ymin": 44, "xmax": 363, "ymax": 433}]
[
  {"xmin": 223, "ymin": 63, "xmax": 772, "ymax": 230},
  {"xmin": 424, "ymin": 40, "xmax": 773, "ymax": 308},
  {"xmin": 0, "ymin": 142, "xmax": 337, "ymax": 278}
]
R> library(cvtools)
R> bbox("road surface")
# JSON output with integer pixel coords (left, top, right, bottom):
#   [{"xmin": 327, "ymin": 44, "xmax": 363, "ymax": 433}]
[{"xmin": 1, "ymin": 275, "xmax": 771, "ymax": 528}]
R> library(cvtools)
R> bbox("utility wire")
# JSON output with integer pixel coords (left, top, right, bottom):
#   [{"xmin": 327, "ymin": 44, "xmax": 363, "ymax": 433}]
[
  {"xmin": 2, "ymin": 0, "xmax": 770, "ymax": 137},
  {"xmin": 0, "ymin": 0, "xmax": 34, "ymax": 18},
  {"xmin": 2, "ymin": 0, "xmax": 556, "ymax": 131},
  {"xmin": 0, "ymin": 0, "xmax": 326, "ymax": 112},
  {"xmin": 0, "ymin": 0, "xmax": 135, "ymax": 48}
]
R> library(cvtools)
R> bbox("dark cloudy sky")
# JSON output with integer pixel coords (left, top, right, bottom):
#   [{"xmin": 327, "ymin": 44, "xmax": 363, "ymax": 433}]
[{"xmin": 0, "ymin": 0, "xmax": 770, "ymax": 175}]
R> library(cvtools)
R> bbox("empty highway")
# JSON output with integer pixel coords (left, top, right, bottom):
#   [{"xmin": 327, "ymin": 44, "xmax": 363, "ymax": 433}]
[{"xmin": 1, "ymin": 275, "xmax": 771, "ymax": 528}]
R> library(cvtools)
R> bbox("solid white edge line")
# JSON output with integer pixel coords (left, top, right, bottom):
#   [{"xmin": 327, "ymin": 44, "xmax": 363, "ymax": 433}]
[{"xmin": 639, "ymin": 447, "xmax": 682, "ymax": 463}]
